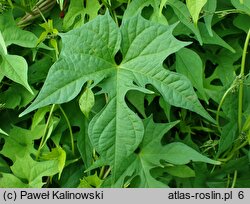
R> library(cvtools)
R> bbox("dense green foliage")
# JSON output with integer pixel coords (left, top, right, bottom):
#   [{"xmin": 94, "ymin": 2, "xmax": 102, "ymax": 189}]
[{"xmin": 0, "ymin": 0, "xmax": 250, "ymax": 188}]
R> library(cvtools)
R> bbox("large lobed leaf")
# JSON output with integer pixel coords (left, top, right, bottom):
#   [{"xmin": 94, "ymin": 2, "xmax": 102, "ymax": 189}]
[
  {"xmin": 108, "ymin": 117, "xmax": 220, "ymax": 187},
  {"xmin": 21, "ymin": 12, "xmax": 215, "ymax": 183}
]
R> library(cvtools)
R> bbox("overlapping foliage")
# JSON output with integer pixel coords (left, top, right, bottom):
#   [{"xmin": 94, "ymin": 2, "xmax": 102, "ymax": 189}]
[{"xmin": 0, "ymin": 0, "xmax": 249, "ymax": 188}]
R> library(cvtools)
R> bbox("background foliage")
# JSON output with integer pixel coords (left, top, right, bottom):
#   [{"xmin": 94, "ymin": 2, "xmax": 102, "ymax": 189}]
[{"xmin": 0, "ymin": 0, "xmax": 250, "ymax": 188}]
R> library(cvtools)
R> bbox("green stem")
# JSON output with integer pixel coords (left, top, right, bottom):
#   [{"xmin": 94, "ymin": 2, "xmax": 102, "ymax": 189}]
[
  {"xmin": 218, "ymin": 140, "xmax": 248, "ymax": 162},
  {"xmin": 59, "ymin": 105, "xmax": 75, "ymax": 155},
  {"xmin": 238, "ymin": 29, "xmax": 250, "ymax": 132},
  {"xmin": 216, "ymin": 85, "xmax": 237, "ymax": 132},
  {"xmin": 99, "ymin": 166, "xmax": 106, "ymax": 179},
  {"xmin": 231, "ymin": 170, "xmax": 237, "ymax": 188}
]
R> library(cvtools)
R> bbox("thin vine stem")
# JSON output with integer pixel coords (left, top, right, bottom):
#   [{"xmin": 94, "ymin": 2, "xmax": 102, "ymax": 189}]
[
  {"xmin": 238, "ymin": 29, "xmax": 250, "ymax": 132},
  {"xmin": 216, "ymin": 84, "xmax": 237, "ymax": 132},
  {"xmin": 59, "ymin": 105, "xmax": 75, "ymax": 155},
  {"xmin": 231, "ymin": 170, "xmax": 238, "ymax": 188},
  {"xmin": 36, "ymin": 104, "xmax": 55, "ymax": 160}
]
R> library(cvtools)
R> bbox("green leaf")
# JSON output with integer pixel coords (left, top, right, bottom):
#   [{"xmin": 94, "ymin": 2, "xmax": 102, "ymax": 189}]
[
  {"xmin": 0, "ymin": 84, "xmax": 36, "ymax": 109},
  {"xmin": 0, "ymin": 173, "xmax": 28, "ymax": 188},
  {"xmin": 78, "ymin": 172, "xmax": 103, "ymax": 188},
  {"xmin": 31, "ymin": 106, "xmax": 51, "ymax": 129},
  {"xmin": 112, "ymin": 117, "xmax": 219, "ymax": 187},
  {"xmin": 233, "ymin": 14, "xmax": 250, "ymax": 33},
  {"xmin": 21, "ymin": 13, "xmax": 215, "ymax": 184},
  {"xmin": 186, "ymin": 0, "xmax": 207, "ymax": 26},
  {"xmin": 133, "ymin": 118, "xmax": 179, "ymax": 187},
  {"xmin": 0, "ymin": 153, "xmax": 59, "ymax": 188},
  {"xmin": 203, "ymin": 0, "xmax": 217, "ymax": 36},
  {"xmin": 41, "ymin": 147, "xmax": 66, "ymax": 179},
  {"xmin": 126, "ymin": 91, "xmax": 147, "ymax": 118},
  {"xmin": 63, "ymin": 0, "xmax": 101, "ymax": 30},
  {"xmin": 166, "ymin": 0, "xmax": 202, "ymax": 44},
  {"xmin": 58, "ymin": 162, "xmax": 85, "ymax": 187},
  {"xmin": 9, "ymin": 154, "xmax": 58, "ymax": 187},
  {"xmin": 217, "ymin": 122, "xmax": 237, "ymax": 155},
  {"xmin": 110, "ymin": 118, "xmax": 179, "ymax": 187},
  {"xmin": 0, "ymin": 30, "xmax": 33, "ymax": 93},
  {"xmin": 176, "ymin": 48, "xmax": 208, "ymax": 102},
  {"xmin": 0, "ymin": 53, "xmax": 33, "ymax": 94},
  {"xmin": 140, "ymin": 118, "xmax": 220, "ymax": 166},
  {"xmin": 124, "ymin": 0, "xmax": 168, "ymax": 24},
  {"xmin": 123, "ymin": 0, "xmax": 152, "ymax": 19},
  {"xmin": 0, "ymin": 11, "xmax": 38, "ymax": 48},
  {"xmin": 161, "ymin": 142, "xmax": 221, "ymax": 165},
  {"xmin": 79, "ymin": 87, "xmax": 95, "ymax": 118},
  {"xmin": 199, "ymin": 23, "xmax": 235, "ymax": 53},
  {"xmin": 0, "ymin": 125, "xmax": 44, "ymax": 162},
  {"xmin": 231, "ymin": 0, "xmax": 250, "ymax": 15}
]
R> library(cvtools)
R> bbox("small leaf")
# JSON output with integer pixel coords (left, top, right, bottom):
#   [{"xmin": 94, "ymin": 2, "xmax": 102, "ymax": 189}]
[
  {"xmin": 41, "ymin": 147, "xmax": 66, "ymax": 179},
  {"xmin": 31, "ymin": 106, "xmax": 51, "ymax": 129},
  {"xmin": 176, "ymin": 48, "xmax": 208, "ymax": 102},
  {"xmin": 78, "ymin": 172, "xmax": 103, "ymax": 188},
  {"xmin": 63, "ymin": 0, "xmax": 101, "ymax": 30},
  {"xmin": 186, "ymin": 0, "xmax": 207, "ymax": 26},
  {"xmin": 124, "ymin": 0, "xmax": 168, "ymax": 24},
  {"xmin": 0, "ymin": 54, "xmax": 33, "ymax": 94},
  {"xmin": 79, "ymin": 87, "xmax": 95, "ymax": 118}
]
